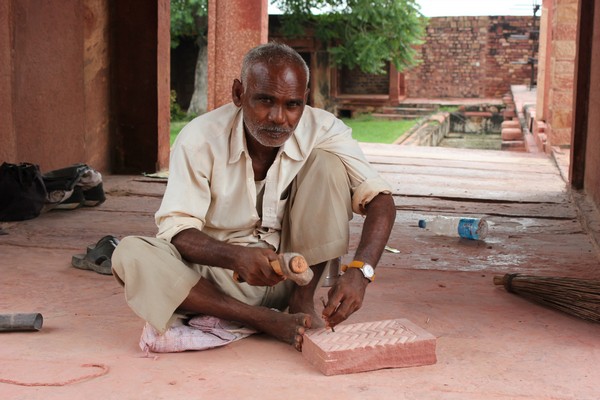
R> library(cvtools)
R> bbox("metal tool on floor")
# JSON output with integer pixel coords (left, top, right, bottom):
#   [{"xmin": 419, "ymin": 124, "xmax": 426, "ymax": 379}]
[
  {"xmin": 0, "ymin": 313, "xmax": 43, "ymax": 332},
  {"xmin": 234, "ymin": 252, "xmax": 313, "ymax": 286}
]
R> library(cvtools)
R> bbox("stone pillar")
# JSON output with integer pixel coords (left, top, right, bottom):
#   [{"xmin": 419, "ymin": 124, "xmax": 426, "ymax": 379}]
[
  {"xmin": 207, "ymin": 0, "xmax": 268, "ymax": 111},
  {"xmin": 388, "ymin": 64, "xmax": 404, "ymax": 106},
  {"xmin": 546, "ymin": 0, "xmax": 579, "ymax": 149},
  {"xmin": 535, "ymin": 0, "xmax": 552, "ymax": 122},
  {"xmin": 156, "ymin": 0, "xmax": 171, "ymax": 171},
  {"xmin": 0, "ymin": 0, "xmax": 16, "ymax": 163}
]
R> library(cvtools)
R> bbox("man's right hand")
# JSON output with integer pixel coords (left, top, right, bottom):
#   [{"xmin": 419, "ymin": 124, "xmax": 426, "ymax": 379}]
[
  {"xmin": 171, "ymin": 228, "xmax": 284, "ymax": 287},
  {"xmin": 233, "ymin": 247, "xmax": 284, "ymax": 286}
]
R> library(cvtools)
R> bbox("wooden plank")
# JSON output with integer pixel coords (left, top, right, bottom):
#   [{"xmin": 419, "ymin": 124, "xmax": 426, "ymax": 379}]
[
  {"xmin": 381, "ymin": 170, "xmax": 566, "ymax": 193},
  {"xmin": 357, "ymin": 144, "xmax": 569, "ymax": 203},
  {"xmin": 382, "ymin": 173, "xmax": 568, "ymax": 203},
  {"xmin": 366, "ymin": 154, "xmax": 559, "ymax": 174},
  {"xmin": 363, "ymin": 149, "xmax": 554, "ymax": 166},
  {"xmin": 360, "ymin": 142, "xmax": 551, "ymax": 164},
  {"xmin": 374, "ymin": 162, "xmax": 564, "ymax": 182},
  {"xmin": 392, "ymin": 196, "xmax": 578, "ymax": 219}
]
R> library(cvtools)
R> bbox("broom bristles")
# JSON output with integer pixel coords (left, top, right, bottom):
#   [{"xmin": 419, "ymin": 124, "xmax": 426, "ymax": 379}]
[{"xmin": 494, "ymin": 273, "xmax": 600, "ymax": 323}]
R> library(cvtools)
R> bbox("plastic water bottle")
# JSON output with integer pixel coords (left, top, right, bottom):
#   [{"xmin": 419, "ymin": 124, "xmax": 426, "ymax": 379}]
[{"xmin": 418, "ymin": 216, "xmax": 488, "ymax": 240}]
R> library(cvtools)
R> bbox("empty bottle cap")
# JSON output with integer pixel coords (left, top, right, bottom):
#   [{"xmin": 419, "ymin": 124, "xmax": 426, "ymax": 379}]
[{"xmin": 418, "ymin": 219, "xmax": 426, "ymax": 228}]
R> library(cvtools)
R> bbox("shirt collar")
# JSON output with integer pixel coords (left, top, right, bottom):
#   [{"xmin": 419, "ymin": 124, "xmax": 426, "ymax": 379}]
[{"xmin": 229, "ymin": 108, "xmax": 245, "ymax": 164}]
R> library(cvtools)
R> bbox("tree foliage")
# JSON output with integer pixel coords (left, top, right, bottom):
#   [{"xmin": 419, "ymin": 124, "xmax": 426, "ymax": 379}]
[
  {"xmin": 170, "ymin": 0, "xmax": 208, "ymax": 48},
  {"xmin": 272, "ymin": 0, "xmax": 426, "ymax": 74}
]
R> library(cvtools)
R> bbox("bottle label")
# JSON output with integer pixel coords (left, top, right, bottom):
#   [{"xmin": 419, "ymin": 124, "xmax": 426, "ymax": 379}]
[{"xmin": 457, "ymin": 218, "xmax": 480, "ymax": 240}]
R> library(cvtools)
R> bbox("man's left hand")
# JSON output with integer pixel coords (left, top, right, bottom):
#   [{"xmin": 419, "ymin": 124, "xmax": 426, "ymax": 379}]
[{"xmin": 321, "ymin": 268, "xmax": 369, "ymax": 328}]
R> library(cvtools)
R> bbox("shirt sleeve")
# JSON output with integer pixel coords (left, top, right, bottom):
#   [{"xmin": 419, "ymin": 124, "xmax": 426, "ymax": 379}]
[
  {"xmin": 155, "ymin": 127, "xmax": 213, "ymax": 242},
  {"xmin": 313, "ymin": 115, "xmax": 393, "ymax": 215}
]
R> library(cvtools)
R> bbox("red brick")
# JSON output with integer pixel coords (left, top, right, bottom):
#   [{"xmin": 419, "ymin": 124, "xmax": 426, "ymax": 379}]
[
  {"xmin": 302, "ymin": 319, "xmax": 437, "ymax": 376},
  {"xmin": 535, "ymin": 133, "xmax": 548, "ymax": 152},
  {"xmin": 464, "ymin": 111, "xmax": 493, "ymax": 118},
  {"xmin": 501, "ymin": 120, "xmax": 520, "ymax": 129},
  {"xmin": 501, "ymin": 140, "xmax": 526, "ymax": 151},
  {"xmin": 502, "ymin": 128, "xmax": 523, "ymax": 140},
  {"xmin": 534, "ymin": 121, "xmax": 546, "ymax": 134}
]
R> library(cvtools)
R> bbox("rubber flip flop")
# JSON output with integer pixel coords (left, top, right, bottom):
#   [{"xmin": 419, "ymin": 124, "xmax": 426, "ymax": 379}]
[
  {"xmin": 72, "ymin": 235, "xmax": 119, "ymax": 275},
  {"xmin": 85, "ymin": 234, "xmax": 119, "ymax": 253}
]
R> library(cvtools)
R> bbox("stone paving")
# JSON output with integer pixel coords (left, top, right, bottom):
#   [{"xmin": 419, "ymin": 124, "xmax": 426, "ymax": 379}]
[{"xmin": 1, "ymin": 142, "xmax": 599, "ymax": 399}]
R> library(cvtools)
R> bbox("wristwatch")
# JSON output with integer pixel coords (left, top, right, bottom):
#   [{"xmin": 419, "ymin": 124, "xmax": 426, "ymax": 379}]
[{"xmin": 341, "ymin": 260, "xmax": 375, "ymax": 282}]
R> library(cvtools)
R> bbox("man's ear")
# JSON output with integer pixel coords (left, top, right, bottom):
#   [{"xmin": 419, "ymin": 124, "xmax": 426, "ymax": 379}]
[
  {"xmin": 232, "ymin": 79, "xmax": 243, "ymax": 106},
  {"xmin": 304, "ymin": 88, "xmax": 310, "ymax": 103}
]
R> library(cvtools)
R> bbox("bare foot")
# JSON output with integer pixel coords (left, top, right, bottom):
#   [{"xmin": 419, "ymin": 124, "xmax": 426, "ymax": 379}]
[
  {"xmin": 252, "ymin": 308, "xmax": 311, "ymax": 351},
  {"xmin": 288, "ymin": 295, "xmax": 325, "ymax": 330}
]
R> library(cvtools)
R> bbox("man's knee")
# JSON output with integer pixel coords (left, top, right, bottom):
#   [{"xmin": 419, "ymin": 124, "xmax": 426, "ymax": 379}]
[
  {"xmin": 112, "ymin": 236, "xmax": 167, "ymax": 283},
  {"xmin": 298, "ymin": 149, "xmax": 351, "ymax": 203},
  {"xmin": 305, "ymin": 149, "xmax": 347, "ymax": 182},
  {"xmin": 113, "ymin": 236, "xmax": 146, "ymax": 264},
  {"xmin": 282, "ymin": 149, "xmax": 352, "ymax": 261}
]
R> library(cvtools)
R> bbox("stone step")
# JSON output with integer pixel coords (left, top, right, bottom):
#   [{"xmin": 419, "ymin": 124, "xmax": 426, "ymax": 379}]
[
  {"xmin": 397, "ymin": 103, "xmax": 440, "ymax": 109},
  {"xmin": 371, "ymin": 113, "xmax": 422, "ymax": 120},
  {"xmin": 501, "ymin": 140, "xmax": 526, "ymax": 151},
  {"xmin": 382, "ymin": 106, "xmax": 437, "ymax": 114}
]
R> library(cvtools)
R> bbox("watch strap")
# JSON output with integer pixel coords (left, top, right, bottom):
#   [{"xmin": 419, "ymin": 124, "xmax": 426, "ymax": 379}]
[{"xmin": 341, "ymin": 260, "xmax": 375, "ymax": 282}]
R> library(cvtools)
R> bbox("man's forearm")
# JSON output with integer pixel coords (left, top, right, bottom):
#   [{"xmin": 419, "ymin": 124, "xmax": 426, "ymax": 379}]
[
  {"xmin": 171, "ymin": 228, "xmax": 241, "ymax": 269},
  {"xmin": 353, "ymin": 193, "xmax": 396, "ymax": 268},
  {"xmin": 171, "ymin": 228, "xmax": 282, "ymax": 286},
  {"xmin": 321, "ymin": 193, "xmax": 396, "ymax": 327}
]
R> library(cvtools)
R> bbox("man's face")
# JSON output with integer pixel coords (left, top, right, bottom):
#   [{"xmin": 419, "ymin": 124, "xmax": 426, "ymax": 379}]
[{"xmin": 234, "ymin": 61, "xmax": 308, "ymax": 148}]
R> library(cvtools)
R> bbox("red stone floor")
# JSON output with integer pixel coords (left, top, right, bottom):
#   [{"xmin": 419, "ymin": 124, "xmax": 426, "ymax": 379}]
[{"xmin": 1, "ymin": 144, "xmax": 599, "ymax": 400}]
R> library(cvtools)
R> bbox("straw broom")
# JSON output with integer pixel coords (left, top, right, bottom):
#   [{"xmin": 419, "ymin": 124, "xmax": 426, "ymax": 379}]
[{"xmin": 493, "ymin": 273, "xmax": 600, "ymax": 322}]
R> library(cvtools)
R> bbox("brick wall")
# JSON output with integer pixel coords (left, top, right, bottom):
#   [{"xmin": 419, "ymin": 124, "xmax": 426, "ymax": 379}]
[
  {"xmin": 339, "ymin": 65, "xmax": 390, "ymax": 95},
  {"xmin": 405, "ymin": 16, "xmax": 538, "ymax": 98}
]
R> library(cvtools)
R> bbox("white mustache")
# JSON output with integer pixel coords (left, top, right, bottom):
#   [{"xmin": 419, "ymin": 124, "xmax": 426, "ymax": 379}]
[{"xmin": 262, "ymin": 127, "xmax": 290, "ymax": 134}]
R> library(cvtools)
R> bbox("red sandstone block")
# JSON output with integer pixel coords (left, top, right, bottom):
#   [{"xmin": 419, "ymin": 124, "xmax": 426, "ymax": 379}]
[
  {"xmin": 501, "ymin": 120, "xmax": 520, "ymax": 129},
  {"xmin": 535, "ymin": 121, "xmax": 547, "ymax": 134},
  {"xmin": 302, "ymin": 319, "xmax": 437, "ymax": 376},
  {"xmin": 464, "ymin": 111, "xmax": 492, "ymax": 118},
  {"xmin": 501, "ymin": 140, "xmax": 526, "ymax": 151},
  {"xmin": 535, "ymin": 133, "xmax": 548, "ymax": 152},
  {"xmin": 501, "ymin": 127, "xmax": 523, "ymax": 140}
]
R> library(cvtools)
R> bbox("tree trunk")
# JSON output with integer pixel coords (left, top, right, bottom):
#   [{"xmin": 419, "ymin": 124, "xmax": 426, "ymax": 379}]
[{"xmin": 187, "ymin": 44, "xmax": 208, "ymax": 116}]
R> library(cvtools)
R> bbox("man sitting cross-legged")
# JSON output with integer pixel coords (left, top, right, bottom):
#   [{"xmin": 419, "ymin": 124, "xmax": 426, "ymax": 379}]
[{"xmin": 112, "ymin": 42, "xmax": 396, "ymax": 351}]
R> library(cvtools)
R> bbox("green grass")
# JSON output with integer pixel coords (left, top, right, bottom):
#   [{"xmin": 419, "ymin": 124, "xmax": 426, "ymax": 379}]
[
  {"xmin": 170, "ymin": 114, "xmax": 417, "ymax": 146},
  {"xmin": 343, "ymin": 114, "xmax": 416, "ymax": 144},
  {"xmin": 170, "ymin": 120, "xmax": 191, "ymax": 146},
  {"xmin": 439, "ymin": 105, "xmax": 459, "ymax": 113}
]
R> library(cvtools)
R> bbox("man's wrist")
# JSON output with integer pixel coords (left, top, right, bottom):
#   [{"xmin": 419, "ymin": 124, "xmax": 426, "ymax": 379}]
[{"xmin": 341, "ymin": 260, "xmax": 375, "ymax": 282}]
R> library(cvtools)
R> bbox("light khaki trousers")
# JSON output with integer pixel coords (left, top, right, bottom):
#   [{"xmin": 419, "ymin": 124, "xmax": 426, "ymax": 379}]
[{"xmin": 112, "ymin": 150, "xmax": 353, "ymax": 333}]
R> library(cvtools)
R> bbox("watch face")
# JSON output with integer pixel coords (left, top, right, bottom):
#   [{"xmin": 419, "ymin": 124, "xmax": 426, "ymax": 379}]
[{"xmin": 362, "ymin": 264, "xmax": 375, "ymax": 278}]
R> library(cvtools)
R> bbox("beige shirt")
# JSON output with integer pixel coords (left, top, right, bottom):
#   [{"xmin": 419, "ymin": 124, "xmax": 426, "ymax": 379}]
[{"xmin": 155, "ymin": 103, "xmax": 392, "ymax": 249}]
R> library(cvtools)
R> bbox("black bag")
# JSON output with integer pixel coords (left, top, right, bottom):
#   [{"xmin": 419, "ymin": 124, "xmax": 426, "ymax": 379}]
[{"xmin": 0, "ymin": 162, "xmax": 48, "ymax": 221}]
